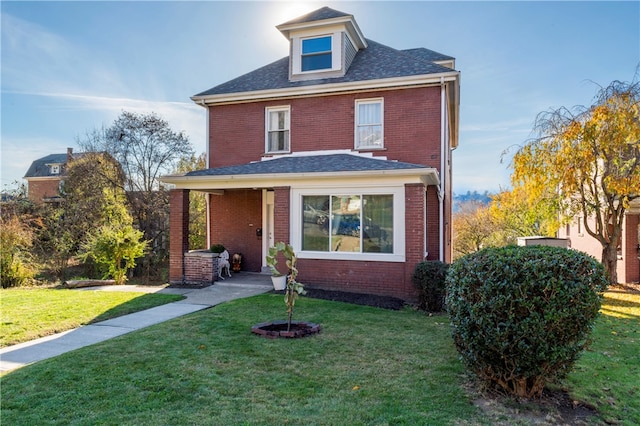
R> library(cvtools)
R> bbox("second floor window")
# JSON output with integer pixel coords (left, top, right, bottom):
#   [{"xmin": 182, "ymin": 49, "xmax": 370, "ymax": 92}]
[
  {"xmin": 355, "ymin": 99, "xmax": 383, "ymax": 149},
  {"xmin": 301, "ymin": 36, "xmax": 332, "ymax": 71},
  {"xmin": 266, "ymin": 106, "xmax": 290, "ymax": 153}
]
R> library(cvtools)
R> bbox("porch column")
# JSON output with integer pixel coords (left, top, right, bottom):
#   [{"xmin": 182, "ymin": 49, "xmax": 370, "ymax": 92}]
[
  {"xmin": 273, "ymin": 186, "xmax": 290, "ymax": 244},
  {"xmin": 169, "ymin": 189, "xmax": 190, "ymax": 284}
]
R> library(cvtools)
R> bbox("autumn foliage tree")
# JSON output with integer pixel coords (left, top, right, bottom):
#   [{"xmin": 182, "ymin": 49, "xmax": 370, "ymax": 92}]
[
  {"xmin": 512, "ymin": 78, "xmax": 640, "ymax": 284},
  {"xmin": 79, "ymin": 111, "xmax": 194, "ymax": 280}
]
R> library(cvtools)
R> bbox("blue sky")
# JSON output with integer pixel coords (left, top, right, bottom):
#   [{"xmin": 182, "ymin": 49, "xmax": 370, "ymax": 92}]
[{"xmin": 2, "ymin": 1, "xmax": 638, "ymax": 193}]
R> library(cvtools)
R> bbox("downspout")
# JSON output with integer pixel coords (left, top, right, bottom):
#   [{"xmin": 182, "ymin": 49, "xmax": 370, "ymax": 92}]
[
  {"xmin": 439, "ymin": 78, "xmax": 446, "ymax": 262},
  {"xmin": 203, "ymin": 101, "xmax": 211, "ymax": 248}
]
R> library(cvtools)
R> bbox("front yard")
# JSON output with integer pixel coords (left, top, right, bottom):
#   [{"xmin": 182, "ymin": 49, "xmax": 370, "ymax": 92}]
[{"xmin": 0, "ymin": 288, "xmax": 638, "ymax": 425}]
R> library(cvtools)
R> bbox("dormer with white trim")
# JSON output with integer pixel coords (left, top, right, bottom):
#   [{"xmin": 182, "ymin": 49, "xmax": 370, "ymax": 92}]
[{"xmin": 276, "ymin": 7, "xmax": 367, "ymax": 82}]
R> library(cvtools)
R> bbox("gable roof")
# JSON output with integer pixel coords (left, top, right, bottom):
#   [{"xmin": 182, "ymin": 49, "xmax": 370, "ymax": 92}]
[
  {"xmin": 24, "ymin": 153, "xmax": 69, "ymax": 178},
  {"xmin": 194, "ymin": 40, "xmax": 455, "ymax": 98},
  {"xmin": 277, "ymin": 6, "xmax": 351, "ymax": 26},
  {"xmin": 402, "ymin": 47, "xmax": 455, "ymax": 63}
]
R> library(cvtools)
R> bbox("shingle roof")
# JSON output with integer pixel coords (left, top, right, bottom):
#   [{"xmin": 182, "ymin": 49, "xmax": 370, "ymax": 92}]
[
  {"xmin": 186, "ymin": 154, "xmax": 430, "ymax": 177},
  {"xmin": 24, "ymin": 153, "xmax": 68, "ymax": 178},
  {"xmin": 278, "ymin": 6, "xmax": 351, "ymax": 26},
  {"xmin": 196, "ymin": 40, "xmax": 454, "ymax": 97},
  {"xmin": 402, "ymin": 47, "xmax": 455, "ymax": 63}
]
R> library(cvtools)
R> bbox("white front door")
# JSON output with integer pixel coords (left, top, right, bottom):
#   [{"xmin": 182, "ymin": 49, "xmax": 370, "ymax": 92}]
[{"xmin": 262, "ymin": 190, "xmax": 275, "ymax": 271}]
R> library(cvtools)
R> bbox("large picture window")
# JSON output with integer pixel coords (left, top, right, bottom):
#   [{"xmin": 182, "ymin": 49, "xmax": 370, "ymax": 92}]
[
  {"xmin": 266, "ymin": 106, "xmax": 290, "ymax": 153},
  {"xmin": 301, "ymin": 36, "xmax": 332, "ymax": 72},
  {"xmin": 302, "ymin": 193, "xmax": 393, "ymax": 254},
  {"xmin": 355, "ymin": 99, "xmax": 383, "ymax": 149}
]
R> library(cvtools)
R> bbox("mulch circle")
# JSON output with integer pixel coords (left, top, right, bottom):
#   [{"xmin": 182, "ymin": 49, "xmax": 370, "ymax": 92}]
[{"xmin": 251, "ymin": 320, "xmax": 321, "ymax": 339}]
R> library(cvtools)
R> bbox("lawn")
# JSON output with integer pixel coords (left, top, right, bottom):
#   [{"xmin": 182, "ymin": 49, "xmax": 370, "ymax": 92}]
[
  {"xmin": 0, "ymin": 290, "xmax": 638, "ymax": 425},
  {"xmin": 0, "ymin": 288, "xmax": 184, "ymax": 347}
]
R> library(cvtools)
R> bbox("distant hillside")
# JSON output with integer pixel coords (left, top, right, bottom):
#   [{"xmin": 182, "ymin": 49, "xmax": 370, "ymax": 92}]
[{"xmin": 453, "ymin": 191, "xmax": 492, "ymax": 212}]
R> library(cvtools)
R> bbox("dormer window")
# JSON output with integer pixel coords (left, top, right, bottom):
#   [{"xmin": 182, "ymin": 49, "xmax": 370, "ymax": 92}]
[
  {"xmin": 50, "ymin": 164, "xmax": 60, "ymax": 175},
  {"xmin": 277, "ymin": 7, "xmax": 367, "ymax": 82},
  {"xmin": 301, "ymin": 36, "xmax": 332, "ymax": 71}
]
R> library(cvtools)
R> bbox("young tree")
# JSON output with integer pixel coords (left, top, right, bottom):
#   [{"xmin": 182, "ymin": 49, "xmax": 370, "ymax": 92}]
[
  {"xmin": 512, "ymin": 78, "xmax": 640, "ymax": 284},
  {"xmin": 80, "ymin": 224, "xmax": 147, "ymax": 285}
]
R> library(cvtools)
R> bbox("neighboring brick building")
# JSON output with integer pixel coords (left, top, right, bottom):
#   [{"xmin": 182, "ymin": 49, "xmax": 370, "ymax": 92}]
[
  {"xmin": 23, "ymin": 148, "xmax": 75, "ymax": 203},
  {"xmin": 162, "ymin": 7, "xmax": 460, "ymax": 300},
  {"xmin": 558, "ymin": 199, "xmax": 640, "ymax": 284}
]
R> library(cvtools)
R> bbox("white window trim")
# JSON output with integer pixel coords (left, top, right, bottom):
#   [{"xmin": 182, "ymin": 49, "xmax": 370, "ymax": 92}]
[
  {"xmin": 291, "ymin": 32, "xmax": 341, "ymax": 76},
  {"xmin": 291, "ymin": 185, "xmax": 405, "ymax": 262},
  {"xmin": 265, "ymin": 105, "xmax": 291, "ymax": 154},
  {"xmin": 354, "ymin": 98, "xmax": 384, "ymax": 150}
]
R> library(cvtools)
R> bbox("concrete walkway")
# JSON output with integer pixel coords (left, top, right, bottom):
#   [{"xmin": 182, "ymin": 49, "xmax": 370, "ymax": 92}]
[{"xmin": 0, "ymin": 273, "xmax": 272, "ymax": 373}]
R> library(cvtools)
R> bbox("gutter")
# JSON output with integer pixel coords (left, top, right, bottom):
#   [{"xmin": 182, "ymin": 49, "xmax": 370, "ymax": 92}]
[
  {"xmin": 191, "ymin": 71, "xmax": 460, "ymax": 106},
  {"xmin": 439, "ymin": 78, "xmax": 446, "ymax": 262}
]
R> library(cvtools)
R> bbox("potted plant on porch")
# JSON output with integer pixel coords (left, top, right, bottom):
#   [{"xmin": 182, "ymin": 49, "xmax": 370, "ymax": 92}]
[
  {"xmin": 266, "ymin": 244, "xmax": 287, "ymax": 291},
  {"xmin": 253, "ymin": 242, "xmax": 320, "ymax": 338}
]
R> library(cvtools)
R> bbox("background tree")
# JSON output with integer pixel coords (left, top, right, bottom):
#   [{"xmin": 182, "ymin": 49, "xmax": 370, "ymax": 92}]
[
  {"xmin": 79, "ymin": 111, "xmax": 194, "ymax": 281},
  {"xmin": 512, "ymin": 78, "xmax": 640, "ymax": 284},
  {"xmin": 174, "ymin": 153, "xmax": 207, "ymax": 250},
  {"xmin": 34, "ymin": 152, "xmax": 130, "ymax": 279},
  {"xmin": 488, "ymin": 184, "xmax": 559, "ymax": 240},
  {"xmin": 452, "ymin": 201, "xmax": 496, "ymax": 259},
  {"xmin": 0, "ymin": 215, "xmax": 34, "ymax": 288}
]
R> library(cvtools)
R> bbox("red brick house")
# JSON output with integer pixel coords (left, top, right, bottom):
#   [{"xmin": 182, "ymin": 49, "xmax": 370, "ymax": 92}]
[
  {"xmin": 558, "ymin": 199, "xmax": 640, "ymax": 284},
  {"xmin": 24, "ymin": 148, "xmax": 76, "ymax": 203},
  {"xmin": 162, "ymin": 7, "xmax": 460, "ymax": 300}
]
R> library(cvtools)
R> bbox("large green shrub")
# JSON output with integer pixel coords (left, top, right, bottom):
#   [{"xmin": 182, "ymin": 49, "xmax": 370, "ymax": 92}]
[
  {"xmin": 0, "ymin": 216, "xmax": 34, "ymax": 288},
  {"xmin": 80, "ymin": 225, "xmax": 148, "ymax": 285},
  {"xmin": 445, "ymin": 245, "xmax": 608, "ymax": 398},
  {"xmin": 412, "ymin": 260, "xmax": 449, "ymax": 312}
]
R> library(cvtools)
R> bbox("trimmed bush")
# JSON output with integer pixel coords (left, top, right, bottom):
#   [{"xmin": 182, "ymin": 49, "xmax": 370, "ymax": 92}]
[
  {"xmin": 412, "ymin": 260, "xmax": 449, "ymax": 312},
  {"xmin": 445, "ymin": 245, "xmax": 608, "ymax": 398}
]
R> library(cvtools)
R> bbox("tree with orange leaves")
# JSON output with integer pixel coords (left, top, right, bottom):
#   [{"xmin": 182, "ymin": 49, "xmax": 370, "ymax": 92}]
[{"xmin": 512, "ymin": 77, "xmax": 640, "ymax": 285}]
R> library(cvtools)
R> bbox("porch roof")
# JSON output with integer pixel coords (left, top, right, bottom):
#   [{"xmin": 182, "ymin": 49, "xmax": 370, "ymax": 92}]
[{"xmin": 161, "ymin": 154, "xmax": 440, "ymax": 190}]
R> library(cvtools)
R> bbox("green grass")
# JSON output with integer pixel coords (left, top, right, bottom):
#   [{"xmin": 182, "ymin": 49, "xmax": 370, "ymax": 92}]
[
  {"xmin": 562, "ymin": 290, "xmax": 640, "ymax": 425},
  {"xmin": 1, "ymin": 290, "xmax": 638, "ymax": 425},
  {"xmin": 0, "ymin": 288, "xmax": 184, "ymax": 347},
  {"xmin": 1, "ymin": 295, "xmax": 485, "ymax": 425}
]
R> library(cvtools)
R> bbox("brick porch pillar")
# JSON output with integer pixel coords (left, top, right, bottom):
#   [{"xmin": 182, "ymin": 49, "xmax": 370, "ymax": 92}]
[
  {"xmin": 169, "ymin": 189, "xmax": 190, "ymax": 284},
  {"xmin": 273, "ymin": 186, "xmax": 291, "ymax": 244}
]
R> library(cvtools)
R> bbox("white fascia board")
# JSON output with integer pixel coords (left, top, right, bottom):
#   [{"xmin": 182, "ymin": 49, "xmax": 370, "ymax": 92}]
[
  {"xmin": 277, "ymin": 15, "xmax": 366, "ymax": 48},
  {"xmin": 161, "ymin": 168, "xmax": 439, "ymax": 191},
  {"xmin": 191, "ymin": 71, "xmax": 460, "ymax": 106},
  {"xmin": 24, "ymin": 176, "xmax": 62, "ymax": 181}
]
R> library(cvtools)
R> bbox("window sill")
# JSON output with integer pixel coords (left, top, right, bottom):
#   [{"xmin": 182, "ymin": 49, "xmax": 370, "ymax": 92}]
[
  {"xmin": 354, "ymin": 147, "xmax": 387, "ymax": 152},
  {"xmin": 297, "ymin": 251, "xmax": 404, "ymax": 263}
]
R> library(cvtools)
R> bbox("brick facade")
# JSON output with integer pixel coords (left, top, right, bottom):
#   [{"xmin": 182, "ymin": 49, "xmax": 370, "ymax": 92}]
[
  {"xmin": 208, "ymin": 189, "xmax": 263, "ymax": 272},
  {"xmin": 208, "ymin": 87, "xmax": 442, "ymax": 171},
  {"xmin": 27, "ymin": 179, "xmax": 62, "ymax": 203},
  {"xmin": 621, "ymin": 214, "xmax": 639, "ymax": 283},
  {"xmin": 560, "ymin": 213, "xmax": 640, "ymax": 284}
]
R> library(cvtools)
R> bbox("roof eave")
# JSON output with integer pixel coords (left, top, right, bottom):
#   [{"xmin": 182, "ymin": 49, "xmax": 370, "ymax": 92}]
[
  {"xmin": 191, "ymin": 70, "xmax": 460, "ymax": 106},
  {"xmin": 161, "ymin": 168, "xmax": 440, "ymax": 190}
]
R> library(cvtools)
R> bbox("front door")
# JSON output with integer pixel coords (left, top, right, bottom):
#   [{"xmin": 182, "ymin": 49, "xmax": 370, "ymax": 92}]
[{"xmin": 262, "ymin": 190, "xmax": 275, "ymax": 271}]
